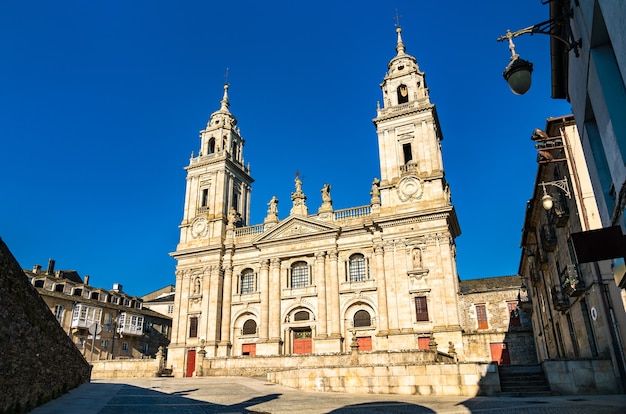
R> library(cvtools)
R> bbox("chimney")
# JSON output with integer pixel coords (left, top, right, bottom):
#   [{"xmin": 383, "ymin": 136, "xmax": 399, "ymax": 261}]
[
  {"xmin": 84, "ymin": 275, "xmax": 90, "ymax": 286},
  {"xmin": 33, "ymin": 264, "xmax": 41, "ymax": 274},
  {"xmin": 46, "ymin": 259, "xmax": 55, "ymax": 275}
]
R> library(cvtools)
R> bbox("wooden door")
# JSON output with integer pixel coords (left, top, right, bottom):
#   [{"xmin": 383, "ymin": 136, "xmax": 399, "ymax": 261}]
[
  {"xmin": 356, "ymin": 336, "xmax": 372, "ymax": 351},
  {"xmin": 418, "ymin": 337, "xmax": 431, "ymax": 350},
  {"xmin": 186, "ymin": 349, "xmax": 196, "ymax": 377},
  {"xmin": 490, "ymin": 342, "xmax": 511, "ymax": 365},
  {"xmin": 242, "ymin": 343, "xmax": 256, "ymax": 356},
  {"xmin": 293, "ymin": 329, "xmax": 312, "ymax": 354}
]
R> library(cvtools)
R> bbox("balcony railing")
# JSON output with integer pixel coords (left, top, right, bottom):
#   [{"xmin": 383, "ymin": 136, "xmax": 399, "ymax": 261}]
[
  {"xmin": 334, "ymin": 206, "xmax": 371, "ymax": 221},
  {"xmin": 551, "ymin": 286, "xmax": 569, "ymax": 311},
  {"xmin": 561, "ymin": 264, "xmax": 585, "ymax": 297}
]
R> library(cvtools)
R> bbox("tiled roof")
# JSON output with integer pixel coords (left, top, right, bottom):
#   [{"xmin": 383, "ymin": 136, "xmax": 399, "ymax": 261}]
[{"xmin": 459, "ymin": 275, "xmax": 522, "ymax": 294}]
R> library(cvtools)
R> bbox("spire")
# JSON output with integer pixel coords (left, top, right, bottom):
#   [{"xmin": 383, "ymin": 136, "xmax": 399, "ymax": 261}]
[
  {"xmin": 220, "ymin": 83, "xmax": 230, "ymax": 111},
  {"xmin": 395, "ymin": 26, "xmax": 406, "ymax": 56}
]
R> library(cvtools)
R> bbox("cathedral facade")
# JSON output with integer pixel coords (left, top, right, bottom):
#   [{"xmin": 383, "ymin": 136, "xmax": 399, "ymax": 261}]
[{"xmin": 168, "ymin": 26, "xmax": 463, "ymax": 376}]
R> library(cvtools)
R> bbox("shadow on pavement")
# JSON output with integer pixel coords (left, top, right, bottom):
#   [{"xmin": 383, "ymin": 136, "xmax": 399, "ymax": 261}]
[
  {"xmin": 97, "ymin": 384, "xmax": 280, "ymax": 413},
  {"xmin": 328, "ymin": 401, "xmax": 435, "ymax": 413}
]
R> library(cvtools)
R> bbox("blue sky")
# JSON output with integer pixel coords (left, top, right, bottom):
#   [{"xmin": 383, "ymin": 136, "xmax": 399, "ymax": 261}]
[{"xmin": 1, "ymin": 1, "xmax": 572, "ymax": 296}]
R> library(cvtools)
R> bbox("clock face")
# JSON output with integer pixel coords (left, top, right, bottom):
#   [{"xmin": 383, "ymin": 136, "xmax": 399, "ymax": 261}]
[
  {"xmin": 191, "ymin": 217, "xmax": 208, "ymax": 238},
  {"xmin": 397, "ymin": 175, "xmax": 423, "ymax": 201}
]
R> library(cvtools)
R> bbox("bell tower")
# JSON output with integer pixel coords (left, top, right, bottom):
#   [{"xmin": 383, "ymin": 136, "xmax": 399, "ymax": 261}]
[
  {"xmin": 373, "ymin": 26, "xmax": 451, "ymax": 215},
  {"xmin": 176, "ymin": 84, "xmax": 253, "ymax": 249}
]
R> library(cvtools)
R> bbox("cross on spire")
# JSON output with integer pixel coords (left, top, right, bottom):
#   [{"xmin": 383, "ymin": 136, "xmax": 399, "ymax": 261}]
[{"xmin": 394, "ymin": 9, "xmax": 402, "ymax": 28}]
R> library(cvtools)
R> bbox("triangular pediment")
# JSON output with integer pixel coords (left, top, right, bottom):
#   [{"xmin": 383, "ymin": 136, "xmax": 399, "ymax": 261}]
[{"xmin": 254, "ymin": 215, "xmax": 339, "ymax": 244}]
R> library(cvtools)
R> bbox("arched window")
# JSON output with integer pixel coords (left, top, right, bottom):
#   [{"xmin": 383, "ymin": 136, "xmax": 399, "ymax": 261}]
[
  {"xmin": 354, "ymin": 310, "xmax": 371, "ymax": 327},
  {"xmin": 291, "ymin": 261, "xmax": 309, "ymax": 288},
  {"xmin": 349, "ymin": 254, "xmax": 366, "ymax": 282},
  {"xmin": 240, "ymin": 269, "xmax": 254, "ymax": 294},
  {"xmin": 208, "ymin": 137, "xmax": 216, "ymax": 154},
  {"xmin": 294, "ymin": 310, "xmax": 309, "ymax": 321},
  {"xmin": 397, "ymin": 84, "xmax": 409, "ymax": 104},
  {"xmin": 242, "ymin": 319, "xmax": 257, "ymax": 335}
]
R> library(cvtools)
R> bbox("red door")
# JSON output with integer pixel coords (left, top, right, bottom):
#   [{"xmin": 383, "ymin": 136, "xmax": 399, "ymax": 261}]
[
  {"xmin": 186, "ymin": 349, "xmax": 196, "ymax": 377},
  {"xmin": 293, "ymin": 329, "xmax": 312, "ymax": 354},
  {"xmin": 242, "ymin": 343, "xmax": 256, "ymax": 356},
  {"xmin": 357, "ymin": 336, "xmax": 372, "ymax": 351},
  {"xmin": 490, "ymin": 342, "xmax": 511, "ymax": 365},
  {"xmin": 418, "ymin": 337, "xmax": 431, "ymax": 350}
]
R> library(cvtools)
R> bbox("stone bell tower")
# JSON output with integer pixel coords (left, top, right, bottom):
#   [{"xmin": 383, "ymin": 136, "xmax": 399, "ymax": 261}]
[{"xmin": 373, "ymin": 26, "xmax": 452, "ymax": 216}]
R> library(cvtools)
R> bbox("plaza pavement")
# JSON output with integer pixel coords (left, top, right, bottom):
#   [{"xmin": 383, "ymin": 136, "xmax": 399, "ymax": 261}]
[{"xmin": 30, "ymin": 376, "xmax": 626, "ymax": 414}]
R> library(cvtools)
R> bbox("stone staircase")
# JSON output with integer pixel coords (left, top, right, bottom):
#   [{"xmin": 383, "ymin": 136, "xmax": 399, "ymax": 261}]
[{"xmin": 498, "ymin": 365, "xmax": 553, "ymax": 397}]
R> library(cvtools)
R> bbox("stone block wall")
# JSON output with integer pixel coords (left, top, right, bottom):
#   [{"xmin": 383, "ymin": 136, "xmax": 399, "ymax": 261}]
[
  {"xmin": 0, "ymin": 238, "xmax": 91, "ymax": 414},
  {"xmin": 267, "ymin": 362, "xmax": 500, "ymax": 396},
  {"xmin": 91, "ymin": 359, "xmax": 161, "ymax": 379},
  {"xmin": 200, "ymin": 350, "xmax": 450, "ymax": 377},
  {"xmin": 543, "ymin": 359, "xmax": 621, "ymax": 394}
]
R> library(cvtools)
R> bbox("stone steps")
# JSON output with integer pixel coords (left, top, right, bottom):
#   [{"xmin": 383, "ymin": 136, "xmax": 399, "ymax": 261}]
[{"xmin": 498, "ymin": 365, "xmax": 553, "ymax": 397}]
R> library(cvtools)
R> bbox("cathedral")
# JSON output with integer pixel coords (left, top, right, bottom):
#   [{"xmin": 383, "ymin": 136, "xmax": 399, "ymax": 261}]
[{"xmin": 168, "ymin": 25, "xmax": 465, "ymax": 377}]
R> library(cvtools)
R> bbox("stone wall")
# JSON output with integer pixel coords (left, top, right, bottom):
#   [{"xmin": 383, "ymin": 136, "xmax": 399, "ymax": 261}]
[
  {"xmin": 200, "ymin": 350, "xmax": 452, "ymax": 377},
  {"xmin": 0, "ymin": 238, "xmax": 91, "ymax": 414},
  {"xmin": 91, "ymin": 358, "xmax": 161, "ymax": 379},
  {"xmin": 543, "ymin": 359, "xmax": 621, "ymax": 394},
  {"xmin": 267, "ymin": 362, "xmax": 500, "ymax": 396}
]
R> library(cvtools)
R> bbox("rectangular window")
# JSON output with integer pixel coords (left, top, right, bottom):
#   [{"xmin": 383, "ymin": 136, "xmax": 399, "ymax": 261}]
[
  {"xmin": 122, "ymin": 342, "xmax": 129, "ymax": 351},
  {"xmin": 201, "ymin": 188, "xmax": 209, "ymax": 207},
  {"xmin": 291, "ymin": 265, "xmax": 308, "ymax": 288},
  {"xmin": 415, "ymin": 296, "xmax": 429, "ymax": 322},
  {"xmin": 507, "ymin": 302, "xmax": 521, "ymax": 327},
  {"xmin": 103, "ymin": 313, "xmax": 112, "ymax": 332},
  {"xmin": 102, "ymin": 339, "xmax": 108, "ymax": 350},
  {"xmin": 167, "ymin": 305, "xmax": 174, "ymax": 314},
  {"xmin": 403, "ymin": 143, "xmax": 413, "ymax": 164},
  {"xmin": 143, "ymin": 343, "xmax": 149, "ymax": 355},
  {"xmin": 349, "ymin": 256, "xmax": 366, "ymax": 282},
  {"xmin": 189, "ymin": 316, "xmax": 198, "ymax": 338},
  {"xmin": 476, "ymin": 304, "xmax": 488, "ymax": 329},
  {"xmin": 54, "ymin": 305, "xmax": 64, "ymax": 325}
]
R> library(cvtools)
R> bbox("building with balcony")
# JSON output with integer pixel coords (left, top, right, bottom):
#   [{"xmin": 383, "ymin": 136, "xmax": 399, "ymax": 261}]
[
  {"xmin": 25, "ymin": 259, "xmax": 171, "ymax": 361},
  {"xmin": 519, "ymin": 115, "xmax": 626, "ymax": 393},
  {"xmin": 548, "ymin": 0, "xmax": 626, "ymax": 291}
]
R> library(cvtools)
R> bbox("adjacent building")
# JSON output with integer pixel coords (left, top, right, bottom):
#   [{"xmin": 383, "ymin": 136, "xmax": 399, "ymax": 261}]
[
  {"xmin": 26, "ymin": 259, "xmax": 171, "ymax": 361},
  {"xmin": 459, "ymin": 275, "xmax": 536, "ymax": 366},
  {"xmin": 549, "ymin": 1, "xmax": 626, "ymax": 290},
  {"xmin": 519, "ymin": 115, "xmax": 625, "ymax": 393}
]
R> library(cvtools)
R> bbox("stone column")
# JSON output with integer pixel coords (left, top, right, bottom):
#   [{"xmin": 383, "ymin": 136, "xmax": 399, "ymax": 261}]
[
  {"xmin": 374, "ymin": 245, "xmax": 389, "ymax": 334},
  {"xmin": 206, "ymin": 266, "xmax": 221, "ymax": 355},
  {"xmin": 219, "ymin": 264, "xmax": 233, "ymax": 355},
  {"xmin": 259, "ymin": 259, "xmax": 270, "ymax": 340},
  {"xmin": 315, "ymin": 252, "xmax": 328, "ymax": 338},
  {"xmin": 269, "ymin": 258, "xmax": 282, "ymax": 341},
  {"xmin": 328, "ymin": 250, "xmax": 341, "ymax": 337}
]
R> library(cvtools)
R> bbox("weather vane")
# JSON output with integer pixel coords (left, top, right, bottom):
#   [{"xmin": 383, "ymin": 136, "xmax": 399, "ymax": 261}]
[{"xmin": 225, "ymin": 67, "xmax": 230, "ymax": 86}]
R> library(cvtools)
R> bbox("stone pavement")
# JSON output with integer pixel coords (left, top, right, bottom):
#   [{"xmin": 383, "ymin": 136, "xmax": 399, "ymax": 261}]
[{"xmin": 30, "ymin": 376, "xmax": 626, "ymax": 414}]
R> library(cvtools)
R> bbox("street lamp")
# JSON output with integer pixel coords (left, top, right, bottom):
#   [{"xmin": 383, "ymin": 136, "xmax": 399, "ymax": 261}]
[
  {"xmin": 499, "ymin": 30, "xmax": 534, "ymax": 95},
  {"xmin": 497, "ymin": 6, "xmax": 581, "ymax": 95},
  {"xmin": 540, "ymin": 178, "xmax": 571, "ymax": 210}
]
